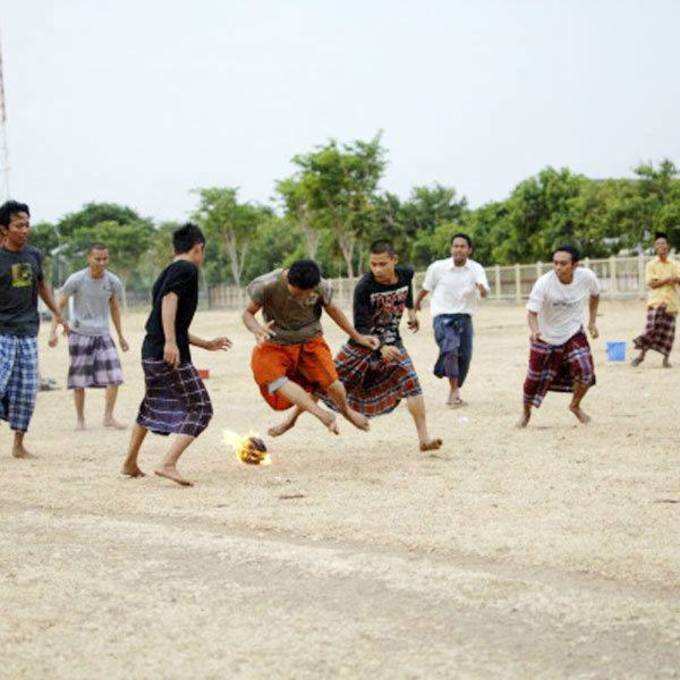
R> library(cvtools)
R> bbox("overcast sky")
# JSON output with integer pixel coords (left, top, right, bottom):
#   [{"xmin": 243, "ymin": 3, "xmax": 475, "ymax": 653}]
[{"xmin": 3, "ymin": 0, "xmax": 679, "ymax": 224}]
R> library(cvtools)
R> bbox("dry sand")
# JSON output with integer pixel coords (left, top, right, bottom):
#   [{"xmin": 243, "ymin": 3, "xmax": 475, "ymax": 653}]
[{"xmin": 1, "ymin": 300, "xmax": 679, "ymax": 679}]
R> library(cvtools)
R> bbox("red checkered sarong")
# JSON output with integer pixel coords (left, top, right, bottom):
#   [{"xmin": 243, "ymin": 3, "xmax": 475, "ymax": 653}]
[
  {"xmin": 523, "ymin": 331, "xmax": 596, "ymax": 408},
  {"xmin": 319, "ymin": 342, "xmax": 422, "ymax": 417},
  {"xmin": 633, "ymin": 306, "xmax": 676, "ymax": 357}
]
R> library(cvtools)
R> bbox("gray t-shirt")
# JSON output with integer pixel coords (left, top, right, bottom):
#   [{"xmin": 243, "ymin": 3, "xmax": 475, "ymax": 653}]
[
  {"xmin": 0, "ymin": 245, "xmax": 44, "ymax": 337},
  {"xmin": 61, "ymin": 268, "xmax": 124, "ymax": 336},
  {"xmin": 247, "ymin": 268, "xmax": 333, "ymax": 345}
]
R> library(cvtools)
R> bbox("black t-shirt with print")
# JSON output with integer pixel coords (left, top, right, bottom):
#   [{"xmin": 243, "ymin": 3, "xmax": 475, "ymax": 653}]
[
  {"xmin": 142, "ymin": 260, "xmax": 199, "ymax": 364},
  {"xmin": 352, "ymin": 266, "xmax": 414, "ymax": 347},
  {"xmin": 0, "ymin": 245, "xmax": 44, "ymax": 337}
]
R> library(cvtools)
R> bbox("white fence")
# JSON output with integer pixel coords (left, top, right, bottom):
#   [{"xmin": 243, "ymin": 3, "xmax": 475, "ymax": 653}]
[{"xmin": 176, "ymin": 254, "xmax": 653, "ymax": 311}]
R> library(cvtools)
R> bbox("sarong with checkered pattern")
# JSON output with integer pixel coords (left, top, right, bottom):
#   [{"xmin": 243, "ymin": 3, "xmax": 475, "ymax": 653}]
[
  {"xmin": 0, "ymin": 334, "xmax": 39, "ymax": 432},
  {"xmin": 633, "ymin": 307, "xmax": 676, "ymax": 357},
  {"xmin": 67, "ymin": 331, "xmax": 123, "ymax": 389}
]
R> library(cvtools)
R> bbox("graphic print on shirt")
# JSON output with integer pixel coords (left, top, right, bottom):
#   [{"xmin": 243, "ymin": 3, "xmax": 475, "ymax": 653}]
[
  {"xmin": 369, "ymin": 286, "xmax": 409, "ymax": 344},
  {"xmin": 11, "ymin": 263, "xmax": 33, "ymax": 288}
]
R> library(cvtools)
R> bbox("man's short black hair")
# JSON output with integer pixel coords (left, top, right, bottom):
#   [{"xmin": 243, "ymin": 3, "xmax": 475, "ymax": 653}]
[
  {"xmin": 654, "ymin": 231, "xmax": 670, "ymax": 243},
  {"xmin": 369, "ymin": 240, "xmax": 397, "ymax": 257},
  {"xmin": 0, "ymin": 201, "xmax": 30, "ymax": 227},
  {"xmin": 173, "ymin": 222, "xmax": 205, "ymax": 254},
  {"xmin": 287, "ymin": 259, "xmax": 321, "ymax": 290},
  {"xmin": 552, "ymin": 245, "xmax": 580, "ymax": 263},
  {"xmin": 89, "ymin": 242, "xmax": 108, "ymax": 253},
  {"xmin": 451, "ymin": 232, "xmax": 473, "ymax": 249}
]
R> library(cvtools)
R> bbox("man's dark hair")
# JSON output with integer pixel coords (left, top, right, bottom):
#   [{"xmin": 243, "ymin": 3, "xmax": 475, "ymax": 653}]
[
  {"xmin": 552, "ymin": 245, "xmax": 580, "ymax": 263},
  {"xmin": 287, "ymin": 259, "xmax": 321, "ymax": 290},
  {"xmin": 89, "ymin": 242, "xmax": 108, "ymax": 253},
  {"xmin": 0, "ymin": 200, "xmax": 30, "ymax": 227},
  {"xmin": 654, "ymin": 231, "xmax": 669, "ymax": 243},
  {"xmin": 173, "ymin": 222, "xmax": 205, "ymax": 254},
  {"xmin": 451, "ymin": 232, "xmax": 473, "ymax": 249},
  {"xmin": 369, "ymin": 240, "xmax": 397, "ymax": 257}
]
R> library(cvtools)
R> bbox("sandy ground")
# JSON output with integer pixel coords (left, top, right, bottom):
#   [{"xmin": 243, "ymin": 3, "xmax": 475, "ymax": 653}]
[{"xmin": 1, "ymin": 300, "xmax": 679, "ymax": 679}]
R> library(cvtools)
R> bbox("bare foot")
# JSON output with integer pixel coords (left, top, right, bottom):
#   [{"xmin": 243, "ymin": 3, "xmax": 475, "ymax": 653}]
[
  {"xmin": 569, "ymin": 405, "xmax": 591, "ymax": 424},
  {"xmin": 121, "ymin": 462, "xmax": 145, "ymax": 478},
  {"xmin": 268, "ymin": 417, "xmax": 297, "ymax": 438},
  {"xmin": 154, "ymin": 465, "xmax": 194, "ymax": 487},
  {"xmin": 104, "ymin": 418, "xmax": 127, "ymax": 430},
  {"xmin": 663, "ymin": 358, "xmax": 672, "ymax": 368},
  {"xmin": 345, "ymin": 408, "xmax": 370, "ymax": 431},
  {"xmin": 448, "ymin": 398, "xmax": 466, "ymax": 409},
  {"xmin": 516, "ymin": 413, "xmax": 531, "ymax": 429},
  {"xmin": 631, "ymin": 356, "xmax": 643, "ymax": 367},
  {"xmin": 75, "ymin": 420, "xmax": 86, "ymax": 431},
  {"xmin": 420, "ymin": 438, "xmax": 443, "ymax": 452},
  {"xmin": 12, "ymin": 445, "xmax": 37, "ymax": 459}
]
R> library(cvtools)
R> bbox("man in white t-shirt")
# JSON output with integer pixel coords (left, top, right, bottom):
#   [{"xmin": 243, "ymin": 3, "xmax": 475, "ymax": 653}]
[
  {"xmin": 518, "ymin": 245, "xmax": 600, "ymax": 428},
  {"xmin": 49, "ymin": 243, "xmax": 129, "ymax": 430},
  {"xmin": 415, "ymin": 233, "xmax": 489, "ymax": 407}
]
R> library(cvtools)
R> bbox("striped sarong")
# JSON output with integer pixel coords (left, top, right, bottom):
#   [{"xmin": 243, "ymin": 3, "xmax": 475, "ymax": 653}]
[
  {"xmin": 0, "ymin": 334, "xmax": 39, "ymax": 432},
  {"xmin": 320, "ymin": 342, "xmax": 422, "ymax": 417},
  {"xmin": 67, "ymin": 331, "xmax": 123, "ymax": 389},
  {"xmin": 633, "ymin": 307, "xmax": 676, "ymax": 357},
  {"xmin": 136, "ymin": 360, "xmax": 212, "ymax": 437},
  {"xmin": 523, "ymin": 330, "xmax": 595, "ymax": 408}
]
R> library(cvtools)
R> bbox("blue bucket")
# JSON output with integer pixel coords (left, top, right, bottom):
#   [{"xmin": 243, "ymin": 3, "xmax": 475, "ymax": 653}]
[{"xmin": 606, "ymin": 341, "xmax": 626, "ymax": 362}]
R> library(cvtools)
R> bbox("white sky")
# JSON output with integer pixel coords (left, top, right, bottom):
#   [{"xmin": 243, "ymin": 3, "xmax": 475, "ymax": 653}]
[{"xmin": 3, "ymin": 0, "xmax": 680, "ymax": 224}]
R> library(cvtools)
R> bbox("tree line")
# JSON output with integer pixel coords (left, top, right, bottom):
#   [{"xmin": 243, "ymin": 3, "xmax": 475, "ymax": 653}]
[{"xmin": 29, "ymin": 133, "xmax": 680, "ymax": 292}]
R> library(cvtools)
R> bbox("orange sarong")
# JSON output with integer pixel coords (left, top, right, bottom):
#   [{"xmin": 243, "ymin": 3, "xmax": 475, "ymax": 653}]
[{"xmin": 251, "ymin": 336, "xmax": 339, "ymax": 410}]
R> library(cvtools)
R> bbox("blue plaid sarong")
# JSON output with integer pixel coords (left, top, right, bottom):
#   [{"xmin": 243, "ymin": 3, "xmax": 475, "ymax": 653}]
[
  {"xmin": 0, "ymin": 335, "xmax": 39, "ymax": 432},
  {"xmin": 432, "ymin": 313, "xmax": 474, "ymax": 387}
]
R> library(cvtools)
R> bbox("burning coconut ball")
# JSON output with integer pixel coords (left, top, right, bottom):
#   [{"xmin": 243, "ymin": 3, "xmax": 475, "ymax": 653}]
[{"xmin": 224, "ymin": 430, "xmax": 271, "ymax": 466}]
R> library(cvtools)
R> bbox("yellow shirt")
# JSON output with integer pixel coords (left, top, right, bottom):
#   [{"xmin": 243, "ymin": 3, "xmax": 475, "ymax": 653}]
[{"xmin": 646, "ymin": 258, "xmax": 680, "ymax": 314}]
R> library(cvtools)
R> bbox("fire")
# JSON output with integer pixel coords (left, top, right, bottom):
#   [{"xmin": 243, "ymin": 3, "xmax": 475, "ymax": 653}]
[{"xmin": 224, "ymin": 429, "xmax": 271, "ymax": 466}]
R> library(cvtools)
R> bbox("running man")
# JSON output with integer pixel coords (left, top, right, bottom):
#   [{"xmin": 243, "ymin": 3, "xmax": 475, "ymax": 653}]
[
  {"xmin": 271, "ymin": 241, "xmax": 442, "ymax": 451},
  {"xmin": 48, "ymin": 243, "xmax": 129, "ymax": 429},
  {"xmin": 632, "ymin": 232, "xmax": 680, "ymax": 368},
  {"xmin": 415, "ymin": 233, "xmax": 489, "ymax": 407},
  {"xmin": 0, "ymin": 200, "xmax": 68, "ymax": 458},
  {"xmin": 121, "ymin": 223, "xmax": 231, "ymax": 486},
  {"xmin": 243, "ymin": 259, "xmax": 379, "ymax": 434},
  {"xmin": 518, "ymin": 246, "xmax": 600, "ymax": 428}
]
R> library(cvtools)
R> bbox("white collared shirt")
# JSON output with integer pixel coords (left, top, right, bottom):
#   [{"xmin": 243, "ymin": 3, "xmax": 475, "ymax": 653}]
[{"xmin": 422, "ymin": 258, "xmax": 490, "ymax": 318}]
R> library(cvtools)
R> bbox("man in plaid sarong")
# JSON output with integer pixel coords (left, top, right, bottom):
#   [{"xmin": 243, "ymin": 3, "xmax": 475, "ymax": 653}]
[
  {"xmin": 1, "ymin": 201, "xmax": 68, "ymax": 458},
  {"xmin": 121, "ymin": 224, "xmax": 231, "ymax": 487},
  {"xmin": 632, "ymin": 232, "xmax": 680, "ymax": 368},
  {"xmin": 49, "ymin": 243, "xmax": 129, "ymax": 429},
  {"xmin": 518, "ymin": 246, "xmax": 600, "ymax": 428},
  {"xmin": 270, "ymin": 241, "xmax": 442, "ymax": 452}
]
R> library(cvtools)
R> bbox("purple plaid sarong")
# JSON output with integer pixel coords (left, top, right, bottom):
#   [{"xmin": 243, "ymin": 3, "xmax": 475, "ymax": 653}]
[
  {"xmin": 633, "ymin": 306, "xmax": 676, "ymax": 357},
  {"xmin": 67, "ymin": 331, "xmax": 123, "ymax": 389},
  {"xmin": 136, "ymin": 360, "xmax": 212, "ymax": 438}
]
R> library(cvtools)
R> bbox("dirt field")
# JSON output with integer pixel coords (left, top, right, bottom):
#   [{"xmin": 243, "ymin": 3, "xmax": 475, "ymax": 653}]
[{"xmin": 2, "ymin": 300, "xmax": 679, "ymax": 679}]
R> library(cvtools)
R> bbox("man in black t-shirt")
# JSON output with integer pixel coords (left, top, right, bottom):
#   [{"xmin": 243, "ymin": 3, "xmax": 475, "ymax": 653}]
[
  {"xmin": 0, "ymin": 200, "xmax": 68, "ymax": 459},
  {"xmin": 271, "ymin": 241, "xmax": 442, "ymax": 452},
  {"xmin": 121, "ymin": 223, "xmax": 232, "ymax": 487}
]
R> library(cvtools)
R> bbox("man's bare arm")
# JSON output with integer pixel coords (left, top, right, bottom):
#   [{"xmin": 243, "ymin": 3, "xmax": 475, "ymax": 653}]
[
  {"xmin": 242, "ymin": 300, "xmax": 275, "ymax": 344},
  {"xmin": 109, "ymin": 296, "xmax": 129, "ymax": 351},
  {"xmin": 49, "ymin": 294, "xmax": 69, "ymax": 341},
  {"xmin": 39, "ymin": 281, "xmax": 69, "ymax": 335},
  {"xmin": 323, "ymin": 302, "xmax": 378, "ymax": 349},
  {"xmin": 527, "ymin": 311, "xmax": 541, "ymax": 342},
  {"xmin": 414, "ymin": 289, "xmax": 429, "ymax": 312},
  {"xmin": 588, "ymin": 295, "xmax": 600, "ymax": 338},
  {"xmin": 161, "ymin": 293, "xmax": 180, "ymax": 367}
]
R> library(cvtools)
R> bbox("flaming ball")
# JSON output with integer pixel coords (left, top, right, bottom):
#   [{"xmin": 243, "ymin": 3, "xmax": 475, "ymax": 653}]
[{"xmin": 224, "ymin": 430, "xmax": 271, "ymax": 466}]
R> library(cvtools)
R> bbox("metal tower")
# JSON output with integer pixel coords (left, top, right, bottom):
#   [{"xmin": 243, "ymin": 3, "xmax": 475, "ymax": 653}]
[{"xmin": 0, "ymin": 30, "xmax": 10, "ymax": 200}]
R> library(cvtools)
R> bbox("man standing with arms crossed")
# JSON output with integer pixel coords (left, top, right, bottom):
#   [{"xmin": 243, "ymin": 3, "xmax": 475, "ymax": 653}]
[
  {"xmin": 415, "ymin": 233, "xmax": 489, "ymax": 407},
  {"xmin": 49, "ymin": 243, "xmax": 129, "ymax": 429}
]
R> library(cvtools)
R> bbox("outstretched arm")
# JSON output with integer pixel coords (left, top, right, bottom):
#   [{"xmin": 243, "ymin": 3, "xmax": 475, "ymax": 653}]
[
  {"xmin": 242, "ymin": 300, "xmax": 276, "ymax": 345},
  {"xmin": 189, "ymin": 332, "xmax": 232, "ymax": 352},
  {"xmin": 324, "ymin": 302, "xmax": 378, "ymax": 349}
]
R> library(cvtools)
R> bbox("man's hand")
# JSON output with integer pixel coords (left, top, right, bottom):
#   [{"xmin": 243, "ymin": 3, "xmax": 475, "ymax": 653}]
[
  {"xmin": 119, "ymin": 336, "xmax": 130, "ymax": 352},
  {"xmin": 164, "ymin": 341, "xmax": 180, "ymax": 368},
  {"xmin": 254, "ymin": 320, "xmax": 276, "ymax": 346},
  {"xmin": 588, "ymin": 322, "xmax": 599, "ymax": 339},
  {"xmin": 380, "ymin": 345, "xmax": 401, "ymax": 363},
  {"xmin": 56, "ymin": 316, "xmax": 69, "ymax": 336},
  {"xmin": 356, "ymin": 334, "xmax": 380, "ymax": 350},
  {"xmin": 530, "ymin": 331, "xmax": 543, "ymax": 344},
  {"xmin": 48, "ymin": 332, "xmax": 58, "ymax": 348},
  {"xmin": 206, "ymin": 336, "xmax": 232, "ymax": 352},
  {"xmin": 407, "ymin": 311, "xmax": 419, "ymax": 332}
]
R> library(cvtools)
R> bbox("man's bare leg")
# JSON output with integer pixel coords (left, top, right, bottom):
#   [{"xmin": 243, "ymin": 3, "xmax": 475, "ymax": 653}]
[
  {"xmin": 73, "ymin": 388, "xmax": 86, "ymax": 430},
  {"xmin": 12, "ymin": 431, "xmax": 36, "ymax": 459},
  {"xmin": 662, "ymin": 354, "xmax": 672, "ymax": 368},
  {"xmin": 631, "ymin": 349, "xmax": 646, "ymax": 367},
  {"xmin": 325, "ymin": 380, "xmax": 369, "ymax": 431},
  {"xmin": 447, "ymin": 378, "xmax": 464, "ymax": 407},
  {"xmin": 276, "ymin": 381, "xmax": 339, "ymax": 434},
  {"xmin": 406, "ymin": 395, "xmax": 442, "ymax": 451},
  {"xmin": 103, "ymin": 385, "xmax": 126, "ymax": 429},
  {"xmin": 121, "ymin": 423, "xmax": 147, "ymax": 477},
  {"xmin": 516, "ymin": 403, "xmax": 532, "ymax": 428},
  {"xmin": 155, "ymin": 434, "xmax": 196, "ymax": 487},
  {"xmin": 269, "ymin": 404, "xmax": 305, "ymax": 437},
  {"xmin": 569, "ymin": 382, "xmax": 591, "ymax": 424}
]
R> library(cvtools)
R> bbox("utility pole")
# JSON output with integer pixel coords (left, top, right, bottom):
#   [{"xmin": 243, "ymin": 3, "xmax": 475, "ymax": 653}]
[{"xmin": 0, "ymin": 30, "xmax": 10, "ymax": 200}]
